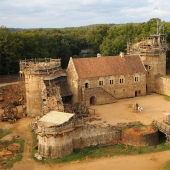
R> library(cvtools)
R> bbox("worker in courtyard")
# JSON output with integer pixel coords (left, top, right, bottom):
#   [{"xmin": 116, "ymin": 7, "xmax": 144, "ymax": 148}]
[{"xmin": 135, "ymin": 103, "xmax": 139, "ymax": 110}]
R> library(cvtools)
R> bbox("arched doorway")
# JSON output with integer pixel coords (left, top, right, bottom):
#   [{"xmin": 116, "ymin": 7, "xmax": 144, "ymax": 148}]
[{"xmin": 90, "ymin": 96, "xmax": 95, "ymax": 105}]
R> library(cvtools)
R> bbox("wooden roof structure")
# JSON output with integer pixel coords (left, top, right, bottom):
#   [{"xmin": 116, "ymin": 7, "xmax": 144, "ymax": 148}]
[
  {"xmin": 72, "ymin": 55, "xmax": 146, "ymax": 79},
  {"xmin": 38, "ymin": 111, "xmax": 74, "ymax": 127}
]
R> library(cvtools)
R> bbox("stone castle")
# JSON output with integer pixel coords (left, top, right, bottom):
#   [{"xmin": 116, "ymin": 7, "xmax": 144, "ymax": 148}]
[
  {"xmin": 20, "ymin": 23, "xmax": 169, "ymax": 116},
  {"xmin": 20, "ymin": 20, "xmax": 170, "ymax": 158}
]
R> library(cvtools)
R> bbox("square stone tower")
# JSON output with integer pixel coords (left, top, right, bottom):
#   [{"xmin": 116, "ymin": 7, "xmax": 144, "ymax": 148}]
[{"xmin": 19, "ymin": 58, "xmax": 66, "ymax": 116}]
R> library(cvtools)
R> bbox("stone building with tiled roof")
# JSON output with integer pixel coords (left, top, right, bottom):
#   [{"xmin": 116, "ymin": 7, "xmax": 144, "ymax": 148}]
[
  {"xmin": 66, "ymin": 53, "xmax": 147, "ymax": 106},
  {"xmin": 66, "ymin": 23, "xmax": 170, "ymax": 107}
]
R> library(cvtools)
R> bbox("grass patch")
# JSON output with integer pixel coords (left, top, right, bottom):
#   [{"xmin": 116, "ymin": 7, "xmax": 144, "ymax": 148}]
[
  {"xmin": 4, "ymin": 153, "xmax": 23, "ymax": 169},
  {"xmin": 133, "ymin": 123, "xmax": 147, "ymax": 129},
  {"xmin": 0, "ymin": 128, "xmax": 12, "ymax": 139},
  {"xmin": 32, "ymin": 131, "xmax": 38, "ymax": 159},
  {"xmin": 164, "ymin": 95, "xmax": 170, "ymax": 101},
  {"xmin": 121, "ymin": 123, "xmax": 147, "ymax": 131},
  {"xmin": 0, "ymin": 128, "xmax": 25, "ymax": 170},
  {"xmin": 32, "ymin": 138, "xmax": 170, "ymax": 165},
  {"xmin": 1, "ymin": 138, "xmax": 25, "ymax": 169},
  {"xmin": 163, "ymin": 160, "xmax": 170, "ymax": 170}
]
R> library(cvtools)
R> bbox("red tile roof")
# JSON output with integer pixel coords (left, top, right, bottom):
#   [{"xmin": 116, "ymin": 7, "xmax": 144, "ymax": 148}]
[{"xmin": 72, "ymin": 55, "xmax": 146, "ymax": 79}]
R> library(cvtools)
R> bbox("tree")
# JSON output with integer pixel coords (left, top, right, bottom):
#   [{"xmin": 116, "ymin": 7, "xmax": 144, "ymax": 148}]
[{"xmin": 86, "ymin": 25, "xmax": 110, "ymax": 54}]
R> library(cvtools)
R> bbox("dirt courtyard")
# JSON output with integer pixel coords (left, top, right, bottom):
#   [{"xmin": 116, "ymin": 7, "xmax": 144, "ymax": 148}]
[
  {"xmin": 0, "ymin": 93, "xmax": 170, "ymax": 170},
  {"xmin": 90, "ymin": 93, "xmax": 170, "ymax": 126}
]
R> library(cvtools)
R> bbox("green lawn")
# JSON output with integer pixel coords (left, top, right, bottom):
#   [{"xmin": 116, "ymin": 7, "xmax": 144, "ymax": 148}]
[
  {"xmin": 0, "ymin": 129, "xmax": 25, "ymax": 169},
  {"xmin": 32, "ymin": 136, "xmax": 170, "ymax": 165}
]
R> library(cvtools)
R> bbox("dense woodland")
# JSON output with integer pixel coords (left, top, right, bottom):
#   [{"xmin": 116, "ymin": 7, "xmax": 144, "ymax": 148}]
[{"xmin": 0, "ymin": 18, "xmax": 170, "ymax": 75}]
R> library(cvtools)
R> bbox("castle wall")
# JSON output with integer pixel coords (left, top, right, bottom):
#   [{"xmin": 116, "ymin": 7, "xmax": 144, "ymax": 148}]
[
  {"xmin": 37, "ymin": 124, "xmax": 121, "ymax": 158},
  {"xmin": 25, "ymin": 74, "xmax": 43, "ymax": 116},
  {"xmin": 66, "ymin": 58, "xmax": 79, "ymax": 103},
  {"xmin": 37, "ymin": 123, "xmax": 159, "ymax": 158},
  {"xmin": 38, "ymin": 133, "xmax": 73, "ymax": 158},
  {"xmin": 72, "ymin": 124, "xmax": 121, "ymax": 148},
  {"xmin": 155, "ymin": 76, "xmax": 170, "ymax": 96},
  {"xmin": 25, "ymin": 74, "xmax": 64, "ymax": 116}
]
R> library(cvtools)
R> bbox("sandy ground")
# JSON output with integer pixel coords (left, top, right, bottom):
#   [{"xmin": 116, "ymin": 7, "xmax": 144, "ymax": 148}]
[
  {"xmin": 90, "ymin": 93, "xmax": 170, "ymax": 125},
  {"xmin": 0, "ymin": 93, "xmax": 170, "ymax": 170}
]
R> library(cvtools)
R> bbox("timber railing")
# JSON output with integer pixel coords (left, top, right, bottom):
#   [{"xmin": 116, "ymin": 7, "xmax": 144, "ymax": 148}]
[
  {"xmin": 36, "ymin": 118, "xmax": 85, "ymax": 135},
  {"xmin": 20, "ymin": 58, "xmax": 62, "ymax": 75},
  {"xmin": 152, "ymin": 120, "xmax": 170, "ymax": 136}
]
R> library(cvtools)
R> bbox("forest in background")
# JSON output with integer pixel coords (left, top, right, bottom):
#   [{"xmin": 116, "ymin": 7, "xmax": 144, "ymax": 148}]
[{"xmin": 0, "ymin": 18, "xmax": 170, "ymax": 75}]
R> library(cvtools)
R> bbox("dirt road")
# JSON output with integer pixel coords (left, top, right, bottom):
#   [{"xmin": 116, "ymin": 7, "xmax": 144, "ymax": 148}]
[{"xmin": 0, "ymin": 93, "xmax": 170, "ymax": 170}]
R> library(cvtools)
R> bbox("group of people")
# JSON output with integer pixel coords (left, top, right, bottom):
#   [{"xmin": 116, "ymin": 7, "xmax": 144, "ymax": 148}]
[{"xmin": 134, "ymin": 103, "xmax": 143, "ymax": 113}]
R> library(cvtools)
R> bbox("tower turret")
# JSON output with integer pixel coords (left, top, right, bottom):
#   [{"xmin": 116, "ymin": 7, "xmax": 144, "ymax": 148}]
[
  {"xmin": 127, "ymin": 20, "xmax": 169, "ymax": 93},
  {"xmin": 19, "ymin": 58, "xmax": 65, "ymax": 116}
]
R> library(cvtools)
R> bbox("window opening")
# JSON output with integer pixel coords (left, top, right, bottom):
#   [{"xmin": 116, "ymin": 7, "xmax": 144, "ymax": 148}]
[
  {"xmin": 135, "ymin": 77, "xmax": 139, "ymax": 82},
  {"xmin": 120, "ymin": 78, "xmax": 123, "ymax": 83},
  {"xmin": 99, "ymin": 81, "xmax": 103, "ymax": 86},
  {"xmin": 85, "ymin": 83, "xmax": 89, "ymax": 88},
  {"xmin": 110, "ymin": 80, "xmax": 114, "ymax": 84}
]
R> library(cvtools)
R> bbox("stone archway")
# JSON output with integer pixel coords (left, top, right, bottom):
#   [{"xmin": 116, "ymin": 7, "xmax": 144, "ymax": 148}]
[{"xmin": 90, "ymin": 96, "xmax": 95, "ymax": 105}]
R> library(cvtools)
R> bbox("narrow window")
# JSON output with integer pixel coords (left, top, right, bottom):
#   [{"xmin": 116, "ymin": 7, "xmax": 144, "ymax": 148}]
[
  {"xmin": 110, "ymin": 80, "xmax": 114, "ymax": 84},
  {"xmin": 85, "ymin": 83, "xmax": 89, "ymax": 88},
  {"xmin": 120, "ymin": 78, "xmax": 123, "ymax": 83},
  {"xmin": 135, "ymin": 77, "xmax": 139, "ymax": 82},
  {"xmin": 99, "ymin": 81, "xmax": 103, "ymax": 86}
]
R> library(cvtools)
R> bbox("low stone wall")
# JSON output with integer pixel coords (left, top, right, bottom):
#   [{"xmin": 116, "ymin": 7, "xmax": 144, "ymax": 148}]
[
  {"xmin": 72, "ymin": 124, "xmax": 121, "ymax": 148},
  {"xmin": 37, "ymin": 123, "xmax": 159, "ymax": 158},
  {"xmin": 37, "ymin": 123, "xmax": 121, "ymax": 158}
]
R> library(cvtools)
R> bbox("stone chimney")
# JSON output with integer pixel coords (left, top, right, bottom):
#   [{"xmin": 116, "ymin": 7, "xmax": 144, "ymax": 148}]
[
  {"xmin": 97, "ymin": 53, "xmax": 101, "ymax": 57},
  {"xmin": 120, "ymin": 52, "xmax": 124, "ymax": 58}
]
